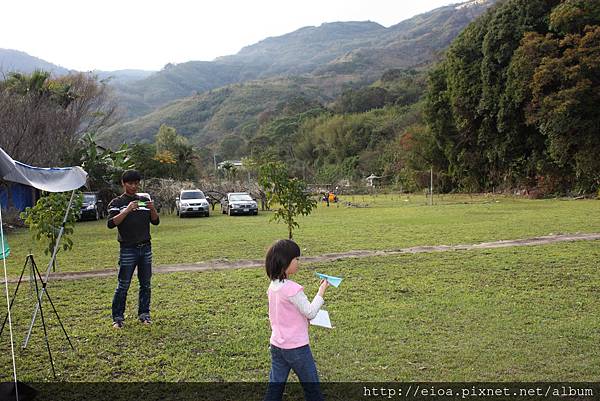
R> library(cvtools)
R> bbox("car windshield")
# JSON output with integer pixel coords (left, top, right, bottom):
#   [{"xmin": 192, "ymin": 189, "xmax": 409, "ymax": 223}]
[
  {"xmin": 230, "ymin": 194, "xmax": 253, "ymax": 201},
  {"xmin": 181, "ymin": 191, "xmax": 205, "ymax": 200},
  {"xmin": 83, "ymin": 194, "xmax": 96, "ymax": 202}
]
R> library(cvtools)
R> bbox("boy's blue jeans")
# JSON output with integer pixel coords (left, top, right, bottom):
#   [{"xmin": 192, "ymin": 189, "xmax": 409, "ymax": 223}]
[
  {"xmin": 111, "ymin": 243, "xmax": 152, "ymax": 322},
  {"xmin": 263, "ymin": 344, "xmax": 324, "ymax": 401}
]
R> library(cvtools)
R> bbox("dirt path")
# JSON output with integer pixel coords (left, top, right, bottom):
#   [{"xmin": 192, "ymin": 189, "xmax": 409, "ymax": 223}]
[{"xmin": 5, "ymin": 233, "xmax": 600, "ymax": 283}]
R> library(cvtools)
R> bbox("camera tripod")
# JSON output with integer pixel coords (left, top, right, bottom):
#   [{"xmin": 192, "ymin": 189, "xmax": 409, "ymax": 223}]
[{"xmin": 0, "ymin": 254, "xmax": 74, "ymax": 378}]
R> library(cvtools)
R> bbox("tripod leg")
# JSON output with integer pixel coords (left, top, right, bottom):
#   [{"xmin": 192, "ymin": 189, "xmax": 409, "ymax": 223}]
[
  {"xmin": 31, "ymin": 267, "xmax": 56, "ymax": 379},
  {"xmin": 33, "ymin": 262, "xmax": 75, "ymax": 351},
  {"xmin": 22, "ymin": 289, "xmax": 42, "ymax": 349},
  {"xmin": 24, "ymin": 190, "xmax": 77, "ymax": 349},
  {"xmin": 0, "ymin": 255, "xmax": 31, "ymax": 337}
]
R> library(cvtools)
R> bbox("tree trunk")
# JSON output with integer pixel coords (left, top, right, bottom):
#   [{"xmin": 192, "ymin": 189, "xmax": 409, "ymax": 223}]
[{"xmin": 287, "ymin": 205, "xmax": 293, "ymax": 239}]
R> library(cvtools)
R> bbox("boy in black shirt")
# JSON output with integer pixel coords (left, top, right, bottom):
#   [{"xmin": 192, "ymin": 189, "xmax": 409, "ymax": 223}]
[{"xmin": 107, "ymin": 170, "xmax": 159, "ymax": 328}]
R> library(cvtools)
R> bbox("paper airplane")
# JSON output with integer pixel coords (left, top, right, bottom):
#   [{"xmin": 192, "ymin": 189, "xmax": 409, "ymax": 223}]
[
  {"xmin": 310, "ymin": 309, "xmax": 332, "ymax": 329},
  {"xmin": 315, "ymin": 273, "xmax": 343, "ymax": 287}
]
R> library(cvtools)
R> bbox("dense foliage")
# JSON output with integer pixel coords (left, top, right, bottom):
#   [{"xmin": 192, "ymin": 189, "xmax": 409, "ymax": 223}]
[
  {"xmin": 258, "ymin": 161, "xmax": 317, "ymax": 239},
  {"xmin": 0, "ymin": 71, "xmax": 117, "ymax": 167},
  {"xmin": 425, "ymin": 0, "xmax": 600, "ymax": 193},
  {"xmin": 76, "ymin": 133, "xmax": 134, "ymax": 191},
  {"xmin": 20, "ymin": 192, "xmax": 83, "ymax": 258},
  {"xmin": 103, "ymin": 67, "xmax": 441, "ymax": 192}
]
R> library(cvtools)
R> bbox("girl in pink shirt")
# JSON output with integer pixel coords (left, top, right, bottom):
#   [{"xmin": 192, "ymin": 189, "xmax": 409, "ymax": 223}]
[{"xmin": 263, "ymin": 239, "xmax": 329, "ymax": 401}]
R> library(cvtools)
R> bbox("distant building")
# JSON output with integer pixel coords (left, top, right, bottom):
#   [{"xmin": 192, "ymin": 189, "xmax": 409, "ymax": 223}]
[
  {"xmin": 217, "ymin": 160, "xmax": 243, "ymax": 169},
  {"xmin": 365, "ymin": 174, "xmax": 381, "ymax": 187}
]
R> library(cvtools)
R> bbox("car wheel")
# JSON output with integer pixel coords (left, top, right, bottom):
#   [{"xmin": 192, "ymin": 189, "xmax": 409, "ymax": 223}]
[
  {"xmin": 205, "ymin": 212, "xmax": 210, "ymax": 217},
  {"xmin": 179, "ymin": 212, "xmax": 184, "ymax": 218},
  {"xmin": 95, "ymin": 209, "xmax": 100, "ymax": 220},
  {"xmin": 254, "ymin": 211, "xmax": 258, "ymax": 215}
]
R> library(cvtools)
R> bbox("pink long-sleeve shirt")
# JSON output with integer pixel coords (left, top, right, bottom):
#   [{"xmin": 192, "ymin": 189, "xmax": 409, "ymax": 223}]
[{"xmin": 267, "ymin": 279, "xmax": 324, "ymax": 349}]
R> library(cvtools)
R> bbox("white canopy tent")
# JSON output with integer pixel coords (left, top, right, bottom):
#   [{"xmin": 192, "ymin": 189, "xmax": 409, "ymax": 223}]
[
  {"xmin": 0, "ymin": 146, "xmax": 87, "ymax": 400},
  {"xmin": 0, "ymin": 147, "xmax": 87, "ymax": 192}
]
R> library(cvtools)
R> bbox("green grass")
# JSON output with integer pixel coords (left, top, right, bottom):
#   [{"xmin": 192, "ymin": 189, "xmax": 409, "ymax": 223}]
[
  {"xmin": 1, "ymin": 241, "xmax": 599, "ymax": 382},
  {"xmin": 3, "ymin": 194, "xmax": 599, "ymax": 275},
  {"xmin": 1, "ymin": 194, "xmax": 598, "ymax": 384}
]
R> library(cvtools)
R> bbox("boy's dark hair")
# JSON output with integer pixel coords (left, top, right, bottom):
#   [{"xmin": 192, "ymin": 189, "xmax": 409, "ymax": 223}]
[
  {"xmin": 121, "ymin": 169, "xmax": 141, "ymax": 183},
  {"xmin": 265, "ymin": 239, "xmax": 301, "ymax": 281}
]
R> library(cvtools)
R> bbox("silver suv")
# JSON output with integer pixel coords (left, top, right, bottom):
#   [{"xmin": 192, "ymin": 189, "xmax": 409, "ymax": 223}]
[{"xmin": 176, "ymin": 190, "xmax": 210, "ymax": 217}]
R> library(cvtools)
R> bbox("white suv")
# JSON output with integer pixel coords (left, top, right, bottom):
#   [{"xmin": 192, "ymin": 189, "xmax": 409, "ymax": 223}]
[{"xmin": 176, "ymin": 189, "xmax": 210, "ymax": 218}]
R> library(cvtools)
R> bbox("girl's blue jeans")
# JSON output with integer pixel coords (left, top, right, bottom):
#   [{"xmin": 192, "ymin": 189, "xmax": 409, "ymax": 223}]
[
  {"xmin": 111, "ymin": 243, "xmax": 152, "ymax": 322},
  {"xmin": 263, "ymin": 344, "xmax": 324, "ymax": 401}
]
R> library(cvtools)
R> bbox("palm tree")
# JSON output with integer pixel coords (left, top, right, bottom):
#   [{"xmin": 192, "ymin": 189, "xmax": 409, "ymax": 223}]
[{"xmin": 219, "ymin": 161, "xmax": 237, "ymax": 182}]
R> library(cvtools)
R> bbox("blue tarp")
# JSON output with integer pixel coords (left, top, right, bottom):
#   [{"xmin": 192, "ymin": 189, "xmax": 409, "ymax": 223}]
[{"xmin": 0, "ymin": 181, "xmax": 38, "ymax": 211}]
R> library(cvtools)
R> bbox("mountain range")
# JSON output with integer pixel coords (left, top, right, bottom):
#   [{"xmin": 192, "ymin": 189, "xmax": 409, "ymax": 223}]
[
  {"xmin": 0, "ymin": 48, "xmax": 70, "ymax": 75},
  {"xmin": 0, "ymin": 48, "xmax": 154, "ymax": 84},
  {"xmin": 112, "ymin": 1, "xmax": 495, "ymax": 118},
  {"xmin": 0, "ymin": 0, "xmax": 498, "ymax": 148}
]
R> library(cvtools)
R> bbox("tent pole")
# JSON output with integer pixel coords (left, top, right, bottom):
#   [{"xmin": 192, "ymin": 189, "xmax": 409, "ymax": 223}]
[
  {"xmin": 1, "ymin": 206, "xmax": 20, "ymax": 400},
  {"xmin": 23, "ymin": 189, "xmax": 76, "ymax": 349}
]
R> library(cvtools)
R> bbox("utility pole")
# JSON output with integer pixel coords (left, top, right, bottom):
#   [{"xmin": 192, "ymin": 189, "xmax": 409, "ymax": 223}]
[{"xmin": 429, "ymin": 166, "xmax": 433, "ymax": 206}]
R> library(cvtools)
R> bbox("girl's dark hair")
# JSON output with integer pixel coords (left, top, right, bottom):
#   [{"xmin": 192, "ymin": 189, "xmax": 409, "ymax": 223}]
[
  {"xmin": 121, "ymin": 169, "xmax": 141, "ymax": 183},
  {"xmin": 265, "ymin": 239, "xmax": 301, "ymax": 281}
]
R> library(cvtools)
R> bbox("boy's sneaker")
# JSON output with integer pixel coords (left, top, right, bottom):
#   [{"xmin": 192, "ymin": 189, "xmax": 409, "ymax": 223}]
[
  {"xmin": 112, "ymin": 321, "xmax": 124, "ymax": 329},
  {"xmin": 139, "ymin": 317, "xmax": 152, "ymax": 325}
]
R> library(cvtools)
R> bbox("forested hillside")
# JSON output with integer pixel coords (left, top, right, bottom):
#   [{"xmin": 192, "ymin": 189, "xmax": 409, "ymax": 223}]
[
  {"xmin": 425, "ymin": 0, "xmax": 600, "ymax": 193},
  {"xmin": 107, "ymin": 76, "xmax": 330, "ymax": 146},
  {"xmin": 195, "ymin": 0, "xmax": 597, "ymax": 195}
]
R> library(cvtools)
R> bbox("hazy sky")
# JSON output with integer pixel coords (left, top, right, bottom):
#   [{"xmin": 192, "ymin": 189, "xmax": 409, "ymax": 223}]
[{"xmin": 1, "ymin": 0, "xmax": 457, "ymax": 71}]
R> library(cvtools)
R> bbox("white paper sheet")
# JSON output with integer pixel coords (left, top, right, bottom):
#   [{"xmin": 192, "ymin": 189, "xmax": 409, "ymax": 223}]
[{"xmin": 310, "ymin": 309, "xmax": 333, "ymax": 328}]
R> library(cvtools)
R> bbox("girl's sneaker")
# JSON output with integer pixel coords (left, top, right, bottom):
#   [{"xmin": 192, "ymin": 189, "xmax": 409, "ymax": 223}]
[{"xmin": 112, "ymin": 321, "xmax": 124, "ymax": 329}]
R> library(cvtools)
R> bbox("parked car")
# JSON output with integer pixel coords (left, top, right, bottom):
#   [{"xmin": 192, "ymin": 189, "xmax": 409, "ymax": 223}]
[
  {"xmin": 176, "ymin": 189, "xmax": 210, "ymax": 217},
  {"xmin": 78, "ymin": 192, "xmax": 104, "ymax": 221},
  {"xmin": 221, "ymin": 192, "xmax": 258, "ymax": 216}
]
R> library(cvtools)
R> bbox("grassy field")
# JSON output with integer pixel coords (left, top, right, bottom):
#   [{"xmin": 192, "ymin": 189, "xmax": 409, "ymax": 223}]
[
  {"xmin": 0, "ymin": 194, "xmax": 599, "ymax": 386},
  {"xmin": 0, "ymin": 241, "xmax": 599, "ymax": 383},
  {"xmin": 2, "ymin": 194, "xmax": 599, "ymax": 275}
]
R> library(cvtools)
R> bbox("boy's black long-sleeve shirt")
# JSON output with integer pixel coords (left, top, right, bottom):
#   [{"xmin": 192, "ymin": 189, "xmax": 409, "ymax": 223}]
[{"xmin": 107, "ymin": 193, "xmax": 159, "ymax": 246}]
